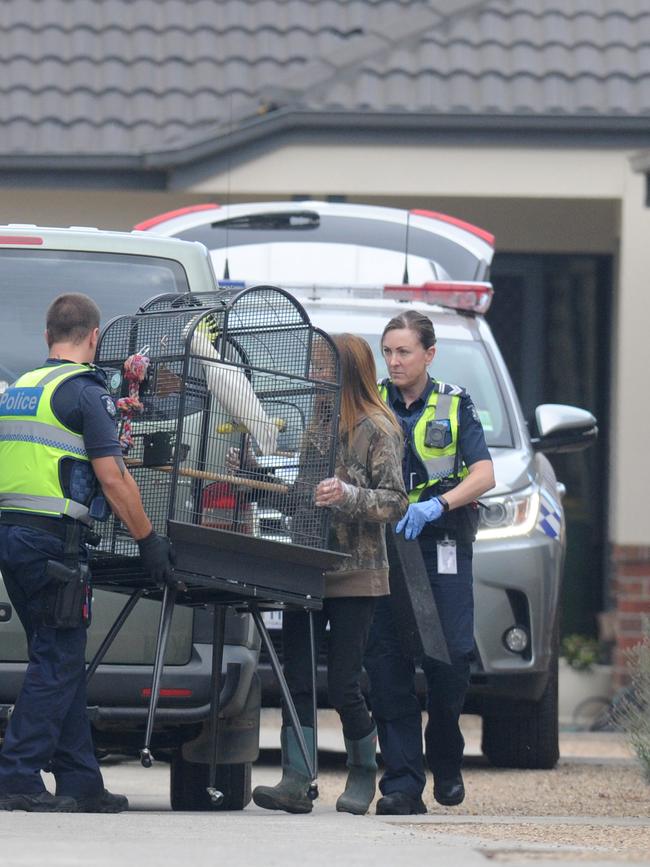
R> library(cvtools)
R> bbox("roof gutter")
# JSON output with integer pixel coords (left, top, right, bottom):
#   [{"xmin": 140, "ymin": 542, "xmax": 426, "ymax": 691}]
[
  {"xmin": 0, "ymin": 109, "xmax": 649, "ymax": 179},
  {"xmin": 143, "ymin": 109, "xmax": 650, "ymax": 170}
]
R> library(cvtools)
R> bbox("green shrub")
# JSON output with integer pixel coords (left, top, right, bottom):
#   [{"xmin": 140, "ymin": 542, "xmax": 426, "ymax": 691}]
[
  {"xmin": 561, "ymin": 634, "xmax": 600, "ymax": 671},
  {"xmin": 614, "ymin": 621, "xmax": 650, "ymax": 783}
]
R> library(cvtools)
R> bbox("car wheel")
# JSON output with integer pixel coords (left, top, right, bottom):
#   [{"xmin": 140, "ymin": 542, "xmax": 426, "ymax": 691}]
[
  {"xmin": 481, "ymin": 651, "xmax": 560, "ymax": 770},
  {"xmin": 170, "ymin": 750, "xmax": 252, "ymax": 811}
]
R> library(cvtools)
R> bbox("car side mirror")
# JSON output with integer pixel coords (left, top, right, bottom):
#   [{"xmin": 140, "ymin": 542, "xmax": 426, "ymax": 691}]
[{"xmin": 531, "ymin": 404, "xmax": 598, "ymax": 454}]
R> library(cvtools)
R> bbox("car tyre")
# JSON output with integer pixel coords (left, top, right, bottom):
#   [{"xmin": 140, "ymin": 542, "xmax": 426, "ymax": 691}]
[
  {"xmin": 481, "ymin": 650, "xmax": 559, "ymax": 770},
  {"xmin": 170, "ymin": 750, "xmax": 252, "ymax": 811}
]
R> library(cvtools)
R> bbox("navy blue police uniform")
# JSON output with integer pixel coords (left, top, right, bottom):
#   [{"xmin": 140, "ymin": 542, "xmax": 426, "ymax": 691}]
[
  {"xmin": 0, "ymin": 360, "xmax": 121, "ymax": 803},
  {"xmin": 364, "ymin": 377, "xmax": 490, "ymax": 802}
]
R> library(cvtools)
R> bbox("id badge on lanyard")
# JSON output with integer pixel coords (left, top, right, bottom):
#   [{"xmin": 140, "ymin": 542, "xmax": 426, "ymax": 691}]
[{"xmin": 437, "ymin": 535, "xmax": 457, "ymax": 575}]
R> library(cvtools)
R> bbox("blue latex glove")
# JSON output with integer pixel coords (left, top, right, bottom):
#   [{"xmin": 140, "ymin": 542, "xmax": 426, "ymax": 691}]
[{"xmin": 395, "ymin": 498, "xmax": 444, "ymax": 540}]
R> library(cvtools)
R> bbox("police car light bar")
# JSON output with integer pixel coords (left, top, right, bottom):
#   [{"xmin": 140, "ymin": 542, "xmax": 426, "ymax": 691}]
[{"xmin": 383, "ymin": 282, "xmax": 494, "ymax": 314}]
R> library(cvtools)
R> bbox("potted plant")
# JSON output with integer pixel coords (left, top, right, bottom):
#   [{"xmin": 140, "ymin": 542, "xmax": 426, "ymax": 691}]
[{"xmin": 558, "ymin": 634, "xmax": 613, "ymax": 728}]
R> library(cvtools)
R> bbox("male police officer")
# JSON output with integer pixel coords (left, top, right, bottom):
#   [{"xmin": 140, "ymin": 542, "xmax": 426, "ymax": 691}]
[
  {"xmin": 365, "ymin": 309, "xmax": 495, "ymax": 815},
  {"xmin": 0, "ymin": 293, "xmax": 174, "ymax": 812}
]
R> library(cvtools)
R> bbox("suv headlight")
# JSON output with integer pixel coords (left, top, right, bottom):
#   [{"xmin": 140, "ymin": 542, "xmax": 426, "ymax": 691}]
[{"xmin": 476, "ymin": 486, "xmax": 540, "ymax": 540}]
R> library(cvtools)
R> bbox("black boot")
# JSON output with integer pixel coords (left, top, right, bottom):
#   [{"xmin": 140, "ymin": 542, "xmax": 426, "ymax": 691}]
[
  {"xmin": 336, "ymin": 728, "xmax": 377, "ymax": 815},
  {"xmin": 376, "ymin": 791, "xmax": 427, "ymax": 815},
  {"xmin": 0, "ymin": 791, "xmax": 77, "ymax": 812},
  {"xmin": 434, "ymin": 772, "xmax": 465, "ymax": 806},
  {"xmin": 253, "ymin": 726, "xmax": 314, "ymax": 814}
]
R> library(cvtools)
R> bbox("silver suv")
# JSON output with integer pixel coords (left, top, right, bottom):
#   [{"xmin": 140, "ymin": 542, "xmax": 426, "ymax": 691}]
[
  {"xmin": 140, "ymin": 200, "xmax": 597, "ymax": 769},
  {"xmin": 0, "ymin": 226, "xmax": 261, "ymax": 809}
]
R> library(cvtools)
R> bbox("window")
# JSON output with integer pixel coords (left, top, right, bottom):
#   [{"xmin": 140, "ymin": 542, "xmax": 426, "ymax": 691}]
[{"xmin": 0, "ymin": 249, "xmax": 189, "ymax": 384}]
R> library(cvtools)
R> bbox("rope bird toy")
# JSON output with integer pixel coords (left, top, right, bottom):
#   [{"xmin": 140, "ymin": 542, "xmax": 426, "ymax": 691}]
[{"xmin": 116, "ymin": 352, "xmax": 150, "ymax": 451}]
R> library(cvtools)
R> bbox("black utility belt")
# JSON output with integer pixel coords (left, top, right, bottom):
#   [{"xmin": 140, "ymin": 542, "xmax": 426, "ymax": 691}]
[{"xmin": 0, "ymin": 511, "xmax": 80, "ymax": 540}]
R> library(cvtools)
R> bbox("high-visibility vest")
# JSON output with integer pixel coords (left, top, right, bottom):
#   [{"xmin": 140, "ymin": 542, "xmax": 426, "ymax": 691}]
[
  {"xmin": 0, "ymin": 363, "xmax": 98, "ymax": 523},
  {"xmin": 378, "ymin": 379, "xmax": 469, "ymax": 503}
]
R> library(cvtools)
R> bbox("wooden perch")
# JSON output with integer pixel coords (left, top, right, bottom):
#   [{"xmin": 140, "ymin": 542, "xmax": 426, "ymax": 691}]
[{"xmin": 124, "ymin": 459, "xmax": 289, "ymax": 494}]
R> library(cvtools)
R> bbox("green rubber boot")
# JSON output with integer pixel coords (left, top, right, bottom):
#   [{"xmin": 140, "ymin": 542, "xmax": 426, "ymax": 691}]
[
  {"xmin": 336, "ymin": 727, "xmax": 378, "ymax": 815},
  {"xmin": 253, "ymin": 726, "xmax": 314, "ymax": 814}
]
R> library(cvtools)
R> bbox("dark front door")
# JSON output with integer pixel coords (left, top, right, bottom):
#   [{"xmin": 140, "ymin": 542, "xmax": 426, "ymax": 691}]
[{"xmin": 489, "ymin": 254, "xmax": 612, "ymax": 638}]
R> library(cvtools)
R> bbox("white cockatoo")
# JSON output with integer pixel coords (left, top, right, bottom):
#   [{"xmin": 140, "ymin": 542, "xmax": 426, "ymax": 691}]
[{"xmin": 187, "ymin": 314, "xmax": 279, "ymax": 455}]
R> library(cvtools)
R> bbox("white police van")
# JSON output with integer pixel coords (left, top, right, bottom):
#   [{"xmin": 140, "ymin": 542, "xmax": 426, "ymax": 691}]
[{"xmin": 139, "ymin": 200, "xmax": 597, "ymax": 769}]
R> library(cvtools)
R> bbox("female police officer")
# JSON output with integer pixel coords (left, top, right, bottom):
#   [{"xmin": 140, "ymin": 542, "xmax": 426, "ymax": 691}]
[{"xmin": 364, "ymin": 309, "xmax": 495, "ymax": 815}]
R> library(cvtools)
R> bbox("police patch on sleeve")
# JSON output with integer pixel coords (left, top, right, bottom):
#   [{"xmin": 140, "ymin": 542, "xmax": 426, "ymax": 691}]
[
  {"xmin": 467, "ymin": 401, "xmax": 480, "ymax": 424},
  {"xmin": 100, "ymin": 394, "xmax": 117, "ymax": 418}
]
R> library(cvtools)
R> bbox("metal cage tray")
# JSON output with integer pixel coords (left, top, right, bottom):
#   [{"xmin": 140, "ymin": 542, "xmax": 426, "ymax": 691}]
[
  {"xmin": 167, "ymin": 520, "xmax": 346, "ymax": 601},
  {"xmin": 90, "ymin": 522, "xmax": 347, "ymax": 607}
]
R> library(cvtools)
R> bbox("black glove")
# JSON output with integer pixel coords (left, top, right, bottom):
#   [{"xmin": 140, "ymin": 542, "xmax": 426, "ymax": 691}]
[{"xmin": 137, "ymin": 531, "xmax": 175, "ymax": 586}]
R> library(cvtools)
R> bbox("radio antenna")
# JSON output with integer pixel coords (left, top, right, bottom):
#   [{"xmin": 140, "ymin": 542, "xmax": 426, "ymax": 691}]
[
  {"xmin": 402, "ymin": 210, "xmax": 410, "ymax": 284},
  {"xmin": 223, "ymin": 93, "xmax": 233, "ymax": 280}
]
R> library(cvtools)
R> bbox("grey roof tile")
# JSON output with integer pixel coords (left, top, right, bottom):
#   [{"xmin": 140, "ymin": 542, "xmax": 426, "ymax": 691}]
[{"xmin": 2, "ymin": 0, "xmax": 650, "ymax": 161}]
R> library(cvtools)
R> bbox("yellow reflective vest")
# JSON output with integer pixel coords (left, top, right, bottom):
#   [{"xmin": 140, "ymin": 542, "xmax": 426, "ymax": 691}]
[
  {"xmin": 0, "ymin": 363, "xmax": 96, "ymax": 523},
  {"xmin": 378, "ymin": 379, "xmax": 469, "ymax": 503}
]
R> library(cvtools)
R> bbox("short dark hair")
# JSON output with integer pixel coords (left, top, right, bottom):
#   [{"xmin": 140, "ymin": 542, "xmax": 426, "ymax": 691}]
[
  {"xmin": 46, "ymin": 293, "xmax": 101, "ymax": 346},
  {"xmin": 381, "ymin": 309, "xmax": 436, "ymax": 349}
]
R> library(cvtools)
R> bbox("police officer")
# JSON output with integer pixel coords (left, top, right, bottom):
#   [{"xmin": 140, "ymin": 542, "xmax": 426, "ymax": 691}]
[
  {"xmin": 364, "ymin": 309, "xmax": 495, "ymax": 815},
  {"xmin": 0, "ymin": 293, "xmax": 174, "ymax": 813}
]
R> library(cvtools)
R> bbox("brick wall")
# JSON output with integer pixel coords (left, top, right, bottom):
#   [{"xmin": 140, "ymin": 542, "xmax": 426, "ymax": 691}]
[{"xmin": 611, "ymin": 545, "xmax": 650, "ymax": 688}]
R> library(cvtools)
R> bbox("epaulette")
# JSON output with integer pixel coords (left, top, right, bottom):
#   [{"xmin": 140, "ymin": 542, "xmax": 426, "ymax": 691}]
[
  {"xmin": 75, "ymin": 363, "xmax": 107, "ymax": 386},
  {"xmin": 431, "ymin": 380, "xmax": 466, "ymax": 397}
]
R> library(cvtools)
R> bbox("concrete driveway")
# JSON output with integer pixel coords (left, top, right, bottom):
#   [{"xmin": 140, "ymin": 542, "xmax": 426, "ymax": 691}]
[{"xmin": 0, "ymin": 716, "xmax": 648, "ymax": 867}]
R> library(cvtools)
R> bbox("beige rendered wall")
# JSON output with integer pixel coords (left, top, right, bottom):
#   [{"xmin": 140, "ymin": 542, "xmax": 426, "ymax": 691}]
[
  {"xmin": 0, "ymin": 189, "xmax": 217, "ymax": 233},
  {"xmin": 611, "ymin": 163, "xmax": 650, "ymax": 545},
  {"xmin": 188, "ymin": 143, "xmax": 626, "ymax": 200}
]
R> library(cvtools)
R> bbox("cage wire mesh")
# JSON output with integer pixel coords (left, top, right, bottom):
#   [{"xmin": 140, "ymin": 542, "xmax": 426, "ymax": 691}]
[{"xmin": 95, "ymin": 286, "xmax": 341, "ymax": 561}]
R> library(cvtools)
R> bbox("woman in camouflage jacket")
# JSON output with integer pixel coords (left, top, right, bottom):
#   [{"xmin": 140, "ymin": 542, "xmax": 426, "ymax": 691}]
[{"xmin": 253, "ymin": 334, "xmax": 408, "ymax": 817}]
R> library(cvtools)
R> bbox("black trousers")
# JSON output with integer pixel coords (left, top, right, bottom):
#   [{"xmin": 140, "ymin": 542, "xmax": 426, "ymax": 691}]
[
  {"xmin": 0, "ymin": 525, "xmax": 103, "ymax": 799},
  {"xmin": 365, "ymin": 536, "xmax": 474, "ymax": 796},
  {"xmin": 281, "ymin": 596, "xmax": 377, "ymax": 741}
]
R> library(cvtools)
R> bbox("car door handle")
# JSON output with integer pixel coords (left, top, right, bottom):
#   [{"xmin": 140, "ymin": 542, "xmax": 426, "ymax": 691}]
[{"xmin": 0, "ymin": 603, "xmax": 12, "ymax": 622}]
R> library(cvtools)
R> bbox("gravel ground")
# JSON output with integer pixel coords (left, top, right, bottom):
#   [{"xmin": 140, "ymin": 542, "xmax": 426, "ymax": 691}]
[
  {"xmin": 411, "ymin": 823, "xmax": 650, "ymax": 862},
  {"xmin": 299, "ymin": 714, "xmax": 649, "ymax": 819},
  {"xmin": 282, "ymin": 715, "xmax": 650, "ymax": 862},
  {"xmin": 309, "ymin": 758, "xmax": 650, "ymax": 819}
]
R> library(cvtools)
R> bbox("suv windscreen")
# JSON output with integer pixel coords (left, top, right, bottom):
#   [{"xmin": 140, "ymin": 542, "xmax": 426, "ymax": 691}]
[
  {"xmin": 0, "ymin": 249, "xmax": 189, "ymax": 385},
  {"xmin": 362, "ymin": 334, "xmax": 512, "ymax": 448}
]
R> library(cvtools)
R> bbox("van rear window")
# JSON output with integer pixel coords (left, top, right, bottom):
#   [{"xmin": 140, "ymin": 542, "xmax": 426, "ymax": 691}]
[{"xmin": 0, "ymin": 249, "xmax": 188, "ymax": 385}]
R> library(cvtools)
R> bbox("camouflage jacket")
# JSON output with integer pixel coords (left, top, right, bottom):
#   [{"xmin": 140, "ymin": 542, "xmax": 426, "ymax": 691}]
[{"xmin": 324, "ymin": 412, "xmax": 408, "ymax": 598}]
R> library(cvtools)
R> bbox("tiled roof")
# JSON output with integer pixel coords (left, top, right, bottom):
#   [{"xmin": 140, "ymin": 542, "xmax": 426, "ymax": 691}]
[{"xmin": 2, "ymin": 0, "xmax": 650, "ymax": 163}]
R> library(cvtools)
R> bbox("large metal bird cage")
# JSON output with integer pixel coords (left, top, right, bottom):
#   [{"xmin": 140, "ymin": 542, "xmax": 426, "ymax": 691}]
[
  {"xmin": 88, "ymin": 285, "xmax": 344, "ymax": 800},
  {"xmin": 94, "ymin": 284, "xmax": 342, "ymax": 597}
]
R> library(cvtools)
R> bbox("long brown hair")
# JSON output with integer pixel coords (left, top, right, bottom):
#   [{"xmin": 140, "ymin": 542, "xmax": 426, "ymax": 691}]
[{"xmin": 333, "ymin": 334, "xmax": 400, "ymax": 435}]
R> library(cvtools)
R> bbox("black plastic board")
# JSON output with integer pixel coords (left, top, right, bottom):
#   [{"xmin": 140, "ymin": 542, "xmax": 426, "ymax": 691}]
[{"xmin": 386, "ymin": 526, "xmax": 450, "ymax": 665}]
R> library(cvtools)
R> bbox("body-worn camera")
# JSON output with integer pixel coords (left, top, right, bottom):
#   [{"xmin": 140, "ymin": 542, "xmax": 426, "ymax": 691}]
[{"xmin": 424, "ymin": 419, "xmax": 453, "ymax": 449}]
